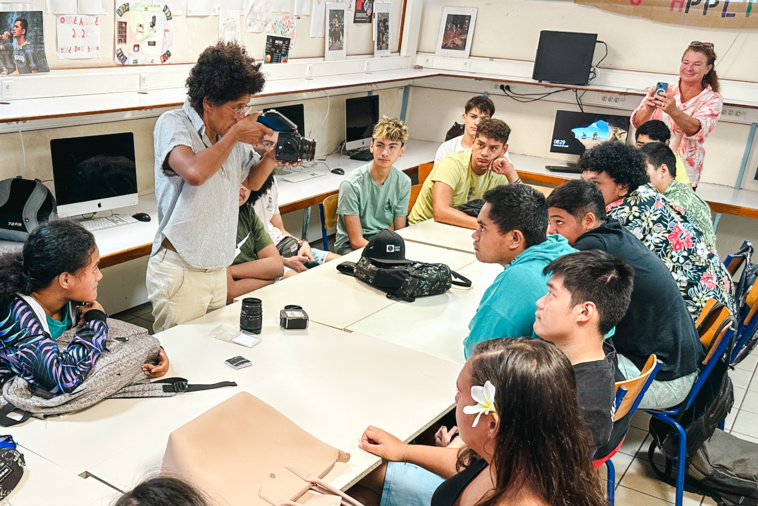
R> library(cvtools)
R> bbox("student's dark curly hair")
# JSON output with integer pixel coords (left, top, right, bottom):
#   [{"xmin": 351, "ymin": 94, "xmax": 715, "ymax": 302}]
[
  {"xmin": 186, "ymin": 42, "xmax": 265, "ymax": 116},
  {"xmin": 475, "ymin": 118, "xmax": 511, "ymax": 146},
  {"xmin": 0, "ymin": 221, "xmax": 96, "ymax": 305},
  {"xmin": 578, "ymin": 141, "xmax": 649, "ymax": 193},
  {"xmin": 115, "ymin": 476, "xmax": 210, "ymax": 506}
]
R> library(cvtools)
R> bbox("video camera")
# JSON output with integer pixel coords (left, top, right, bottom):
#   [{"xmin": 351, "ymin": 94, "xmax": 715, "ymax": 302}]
[{"xmin": 257, "ymin": 110, "xmax": 316, "ymax": 163}]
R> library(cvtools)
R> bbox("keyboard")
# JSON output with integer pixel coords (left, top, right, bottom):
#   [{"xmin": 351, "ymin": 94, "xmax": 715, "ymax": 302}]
[
  {"xmin": 545, "ymin": 164, "xmax": 583, "ymax": 174},
  {"xmin": 78, "ymin": 214, "xmax": 139, "ymax": 232},
  {"xmin": 281, "ymin": 170, "xmax": 327, "ymax": 183},
  {"xmin": 349, "ymin": 149, "xmax": 374, "ymax": 161}
]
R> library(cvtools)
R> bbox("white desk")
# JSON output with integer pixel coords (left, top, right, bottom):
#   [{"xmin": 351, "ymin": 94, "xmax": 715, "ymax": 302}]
[
  {"xmin": 347, "ymin": 261, "xmax": 502, "ymax": 364},
  {"xmin": 3, "ymin": 448, "xmax": 118, "ymax": 506},
  {"xmin": 12, "ymin": 319, "xmax": 460, "ymax": 500},
  {"xmin": 397, "ymin": 220, "xmax": 476, "ymax": 254},
  {"xmin": 238, "ymin": 240, "xmax": 476, "ymax": 330}
]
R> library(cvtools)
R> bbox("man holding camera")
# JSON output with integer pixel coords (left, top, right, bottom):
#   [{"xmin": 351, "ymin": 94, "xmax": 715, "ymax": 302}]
[{"xmin": 147, "ymin": 42, "xmax": 280, "ymax": 333}]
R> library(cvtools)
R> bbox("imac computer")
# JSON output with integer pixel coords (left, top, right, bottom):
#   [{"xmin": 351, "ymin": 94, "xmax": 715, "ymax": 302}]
[
  {"xmin": 51, "ymin": 132, "xmax": 139, "ymax": 218},
  {"xmin": 345, "ymin": 95, "xmax": 379, "ymax": 161},
  {"xmin": 264, "ymin": 103, "xmax": 305, "ymax": 135},
  {"xmin": 546, "ymin": 110, "xmax": 630, "ymax": 173}
]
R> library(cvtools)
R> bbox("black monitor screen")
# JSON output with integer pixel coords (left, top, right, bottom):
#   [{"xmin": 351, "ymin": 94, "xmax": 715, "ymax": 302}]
[
  {"xmin": 550, "ymin": 111, "xmax": 630, "ymax": 156},
  {"xmin": 533, "ymin": 31, "xmax": 597, "ymax": 86},
  {"xmin": 51, "ymin": 132, "xmax": 138, "ymax": 206},
  {"xmin": 264, "ymin": 104, "xmax": 305, "ymax": 134},
  {"xmin": 345, "ymin": 95, "xmax": 379, "ymax": 146}
]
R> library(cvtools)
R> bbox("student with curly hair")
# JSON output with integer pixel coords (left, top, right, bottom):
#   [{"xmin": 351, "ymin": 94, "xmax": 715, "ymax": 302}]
[
  {"xmin": 409, "ymin": 118, "xmax": 520, "ymax": 230},
  {"xmin": 580, "ymin": 141, "xmax": 734, "ymax": 317},
  {"xmin": 147, "ymin": 42, "xmax": 280, "ymax": 332},
  {"xmin": 334, "ymin": 116, "xmax": 412, "ymax": 254}
]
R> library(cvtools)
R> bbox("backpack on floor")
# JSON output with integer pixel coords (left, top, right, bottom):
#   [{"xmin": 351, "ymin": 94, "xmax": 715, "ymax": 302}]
[
  {"xmin": 345, "ymin": 257, "xmax": 472, "ymax": 302},
  {"xmin": 0, "ymin": 319, "xmax": 236, "ymax": 426},
  {"xmin": 0, "ymin": 177, "xmax": 57, "ymax": 242}
]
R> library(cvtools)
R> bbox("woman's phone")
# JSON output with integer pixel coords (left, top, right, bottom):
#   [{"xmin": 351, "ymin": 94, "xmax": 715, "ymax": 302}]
[{"xmin": 655, "ymin": 82, "xmax": 668, "ymax": 96}]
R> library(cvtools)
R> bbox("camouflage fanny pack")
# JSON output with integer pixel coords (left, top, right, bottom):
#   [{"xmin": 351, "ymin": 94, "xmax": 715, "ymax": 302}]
[{"xmin": 351, "ymin": 257, "xmax": 472, "ymax": 302}]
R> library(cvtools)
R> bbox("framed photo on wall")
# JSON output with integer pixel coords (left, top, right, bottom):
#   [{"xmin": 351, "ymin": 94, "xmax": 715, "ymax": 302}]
[
  {"xmin": 435, "ymin": 7, "xmax": 477, "ymax": 59},
  {"xmin": 373, "ymin": 3, "xmax": 390, "ymax": 57},
  {"xmin": 325, "ymin": 3, "xmax": 347, "ymax": 61}
]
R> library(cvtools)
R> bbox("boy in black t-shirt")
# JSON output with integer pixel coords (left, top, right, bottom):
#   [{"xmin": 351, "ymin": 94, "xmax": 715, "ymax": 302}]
[{"xmin": 534, "ymin": 250, "xmax": 635, "ymax": 457}]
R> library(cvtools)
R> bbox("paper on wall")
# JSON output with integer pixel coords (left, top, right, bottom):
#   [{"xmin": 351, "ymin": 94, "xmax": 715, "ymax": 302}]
[
  {"xmin": 78, "ymin": 0, "xmax": 106, "ymax": 14},
  {"xmin": 57, "ymin": 14, "xmax": 100, "ymax": 58},
  {"xmin": 187, "ymin": 0, "xmax": 216, "ymax": 16},
  {"xmin": 245, "ymin": 0, "xmax": 273, "ymax": 32},
  {"xmin": 1, "ymin": 0, "xmax": 34, "ymax": 7},
  {"xmin": 114, "ymin": 1, "xmax": 173, "ymax": 65},
  {"xmin": 171, "ymin": 0, "xmax": 188, "ymax": 15},
  {"xmin": 218, "ymin": 0, "xmax": 244, "ymax": 11},
  {"xmin": 269, "ymin": 15, "xmax": 295, "ymax": 47},
  {"xmin": 272, "ymin": 0, "xmax": 288, "ymax": 12},
  {"xmin": 46, "ymin": 0, "xmax": 75, "ymax": 14},
  {"xmin": 219, "ymin": 10, "xmax": 240, "ymax": 42},
  {"xmin": 309, "ymin": 0, "xmax": 325, "ymax": 37},
  {"xmin": 293, "ymin": 0, "xmax": 309, "ymax": 15}
]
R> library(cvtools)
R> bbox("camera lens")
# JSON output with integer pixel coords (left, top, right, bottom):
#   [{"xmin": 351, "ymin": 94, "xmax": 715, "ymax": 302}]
[
  {"xmin": 300, "ymin": 137, "xmax": 317, "ymax": 162},
  {"xmin": 240, "ymin": 297, "xmax": 262, "ymax": 334}
]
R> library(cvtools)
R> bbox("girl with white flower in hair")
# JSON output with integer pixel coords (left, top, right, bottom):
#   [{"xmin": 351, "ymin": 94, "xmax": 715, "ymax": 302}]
[{"xmin": 354, "ymin": 338, "xmax": 605, "ymax": 506}]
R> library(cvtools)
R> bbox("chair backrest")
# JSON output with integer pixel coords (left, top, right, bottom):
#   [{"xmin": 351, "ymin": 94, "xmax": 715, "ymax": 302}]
[
  {"xmin": 684, "ymin": 311, "xmax": 736, "ymax": 412},
  {"xmin": 745, "ymin": 280, "xmax": 758, "ymax": 327},
  {"xmin": 418, "ymin": 162, "xmax": 433, "ymax": 186},
  {"xmin": 724, "ymin": 240, "xmax": 753, "ymax": 277},
  {"xmin": 408, "ymin": 184, "xmax": 421, "ymax": 215},
  {"xmin": 526, "ymin": 183, "xmax": 554, "ymax": 198},
  {"xmin": 696, "ymin": 299, "xmax": 733, "ymax": 352},
  {"xmin": 322, "ymin": 194, "xmax": 339, "ymax": 231},
  {"xmin": 614, "ymin": 354, "xmax": 661, "ymax": 420}
]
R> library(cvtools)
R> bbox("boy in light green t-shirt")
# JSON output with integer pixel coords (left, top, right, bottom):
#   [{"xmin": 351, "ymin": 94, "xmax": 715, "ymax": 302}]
[
  {"xmin": 334, "ymin": 117, "xmax": 412, "ymax": 255},
  {"xmin": 409, "ymin": 118, "xmax": 520, "ymax": 229}
]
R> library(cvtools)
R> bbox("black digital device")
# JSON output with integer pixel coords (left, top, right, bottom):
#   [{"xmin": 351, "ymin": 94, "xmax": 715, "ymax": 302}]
[
  {"xmin": 257, "ymin": 110, "xmax": 316, "ymax": 162},
  {"xmin": 532, "ymin": 31, "xmax": 598, "ymax": 86},
  {"xmin": 345, "ymin": 95, "xmax": 380, "ymax": 155},
  {"xmin": 549, "ymin": 110, "xmax": 631, "ymax": 157}
]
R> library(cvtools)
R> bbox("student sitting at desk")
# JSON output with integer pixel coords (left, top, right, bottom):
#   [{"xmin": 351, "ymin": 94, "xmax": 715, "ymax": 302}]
[
  {"xmin": 251, "ymin": 137, "xmax": 340, "ymax": 274},
  {"xmin": 334, "ymin": 117, "xmax": 412, "ymax": 255},
  {"xmin": 0, "ymin": 221, "xmax": 168, "ymax": 395},
  {"xmin": 640, "ymin": 142, "xmax": 717, "ymax": 250},
  {"xmin": 434, "ymin": 95, "xmax": 495, "ymax": 165},
  {"xmin": 580, "ymin": 141, "xmax": 735, "ymax": 317},
  {"xmin": 147, "ymin": 42, "xmax": 282, "ymax": 333},
  {"xmin": 464, "ymin": 184, "xmax": 575, "ymax": 358},
  {"xmin": 547, "ymin": 179, "xmax": 703, "ymax": 410},
  {"xmin": 227, "ymin": 185, "xmax": 283, "ymax": 304},
  {"xmin": 634, "ymin": 119, "xmax": 691, "ymax": 186},
  {"xmin": 353, "ymin": 338, "xmax": 606, "ymax": 506},
  {"xmin": 409, "ymin": 118, "xmax": 520, "ymax": 230}
]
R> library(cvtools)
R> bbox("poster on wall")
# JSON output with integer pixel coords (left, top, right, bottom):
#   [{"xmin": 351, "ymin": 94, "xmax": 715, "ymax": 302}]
[
  {"xmin": 353, "ymin": 0, "xmax": 372, "ymax": 23},
  {"xmin": 435, "ymin": 7, "xmax": 476, "ymax": 59},
  {"xmin": 373, "ymin": 2, "xmax": 389, "ymax": 57},
  {"xmin": 324, "ymin": 2, "xmax": 346, "ymax": 61},
  {"xmin": 574, "ymin": 0, "xmax": 758, "ymax": 29},
  {"xmin": 114, "ymin": 2, "xmax": 173, "ymax": 65},
  {"xmin": 0, "ymin": 12, "xmax": 50, "ymax": 74},
  {"xmin": 264, "ymin": 35, "xmax": 290, "ymax": 63},
  {"xmin": 57, "ymin": 14, "xmax": 100, "ymax": 59}
]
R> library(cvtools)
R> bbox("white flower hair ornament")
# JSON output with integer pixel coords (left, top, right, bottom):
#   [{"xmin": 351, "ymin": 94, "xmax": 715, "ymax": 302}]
[{"xmin": 462, "ymin": 380, "xmax": 497, "ymax": 427}]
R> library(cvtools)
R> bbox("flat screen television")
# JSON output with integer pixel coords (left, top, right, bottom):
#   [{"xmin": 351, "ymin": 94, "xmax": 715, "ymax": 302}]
[
  {"xmin": 345, "ymin": 95, "xmax": 380, "ymax": 151},
  {"xmin": 550, "ymin": 111, "xmax": 630, "ymax": 156},
  {"xmin": 264, "ymin": 103, "xmax": 305, "ymax": 135},
  {"xmin": 50, "ymin": 132, "xmax": 138, "ymax": 217},
  {"xmin": 532, "ymin": 31, "xmax": 598, "ymax": 86}
]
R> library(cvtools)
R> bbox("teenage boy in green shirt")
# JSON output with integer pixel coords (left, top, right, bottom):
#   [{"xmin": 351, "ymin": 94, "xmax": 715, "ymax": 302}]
[
  {"xmin": 334, "ymin": 117, "xmax": 412, "ymax": 255},
  {"xmin": 409, "ymin": 118, "xmax": 520, "ymax": 229}
]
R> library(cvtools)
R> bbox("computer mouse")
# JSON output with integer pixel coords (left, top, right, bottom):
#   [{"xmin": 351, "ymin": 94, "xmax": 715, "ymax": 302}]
[
  {"xmin": 132, "ymin": 212, "xmax": 152, "ymax": 222},
  {"xmin": 331, "ymin": 168, "xmax": 345, "ymax": 175}
]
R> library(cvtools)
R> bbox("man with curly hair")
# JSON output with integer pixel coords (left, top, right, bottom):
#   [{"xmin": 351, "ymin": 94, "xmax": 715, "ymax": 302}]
[
  {"xmin": 580, "ymin": 141, "xmax": 734, "ymax": 317},
  {"xmin": 147, "ymin": 42, "xmax": 279, "ymax": 332},
  {"xmin": 409, "ymin": 118, "xmax": 520, "ymax": 230},
  {"xmin": 334, "ymin": 116, "xmax": 412, "ymax": 254}
]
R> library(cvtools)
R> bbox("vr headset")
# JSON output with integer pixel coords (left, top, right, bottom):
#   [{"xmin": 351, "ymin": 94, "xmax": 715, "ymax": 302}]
[{"xmin": 0, "ymin": 177, "xmax": 57, "ymax": 242}]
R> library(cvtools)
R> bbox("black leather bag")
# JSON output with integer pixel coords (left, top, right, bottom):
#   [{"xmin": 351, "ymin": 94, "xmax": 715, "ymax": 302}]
[{"xmin": 0, "ymin": 177, "xmax": 57, "ymax": 242}]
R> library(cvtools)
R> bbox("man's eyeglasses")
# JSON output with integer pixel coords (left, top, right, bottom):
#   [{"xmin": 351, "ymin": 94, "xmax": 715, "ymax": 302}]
[{"xmin": 690, "ymin": 41, "xmax": 714, "ymax": 50}]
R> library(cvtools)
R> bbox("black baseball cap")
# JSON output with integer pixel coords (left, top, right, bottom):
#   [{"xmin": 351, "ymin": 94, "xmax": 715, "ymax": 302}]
[{"xmin": 361, "ymin": 229, "xmax": 412, "ymax": 264}]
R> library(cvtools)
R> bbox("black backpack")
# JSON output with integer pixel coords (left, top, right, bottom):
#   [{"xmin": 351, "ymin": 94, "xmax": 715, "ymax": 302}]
[
  {"xmin": 338, "ymin": 257, "xmax": 472, "ymax": 302},
  {"xmin": 730, "ymin": 242, "xmax": 758, "ymax": 365},
  {"xmin": 0, "ymin": 177, "xmax": 57, "ymax": 242}
]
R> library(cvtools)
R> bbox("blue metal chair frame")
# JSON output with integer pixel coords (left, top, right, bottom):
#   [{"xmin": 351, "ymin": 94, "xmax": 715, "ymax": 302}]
[
  {"xmin": 643, "ymin": 318, "xmax": 736, "ymax": 506},
  {"xmin": 318, "ymin": 202, "xmax": 329, "ymax": 251}
]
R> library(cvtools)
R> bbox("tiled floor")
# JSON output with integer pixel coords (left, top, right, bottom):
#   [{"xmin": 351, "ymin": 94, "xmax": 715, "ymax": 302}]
[{"xmin": 112, "ymin": 297, "xmax": 758, "ymax": 504}]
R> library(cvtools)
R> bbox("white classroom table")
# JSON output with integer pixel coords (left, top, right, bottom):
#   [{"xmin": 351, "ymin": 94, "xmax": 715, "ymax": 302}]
[
  {"xmin": 347, "ymin": 260, "xmax": 503, "ymax": 364},
  {"xmin": 11, "ymin": 317, "xmax": 460, "ymax": 501},
  {"xmin": 397, "ymin": 220, "xmax": 476, "ymax": 254},
  {"xmin": 3, "ymin": 448, "xmax": 118, "ymax": 506},
  {"xmin": 236, "ymin": 240, "xmax": 476, "ymax": 330}
]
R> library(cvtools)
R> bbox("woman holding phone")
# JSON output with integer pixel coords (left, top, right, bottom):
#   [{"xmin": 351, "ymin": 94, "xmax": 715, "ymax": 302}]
[
  {"xmin": 631, "ymin": 41, "xmax": 722, "ymax": 188},
  {"xmin": 0, "ymin": 220, "xmax": 169, "ymax": 395}
]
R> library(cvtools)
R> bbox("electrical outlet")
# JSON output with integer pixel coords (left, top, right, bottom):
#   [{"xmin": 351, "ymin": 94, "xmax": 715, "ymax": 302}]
[
  {"xmin": 600, "ymin": 94, "xmax": 625, "ymax": 104},
  {"xmin": 364, "ymin": 60, "xmax": 371, "ymax": 73},
  {"xmin": 305, "ymin": 64, "xmax": 313, "ymax": 80},
  {"xmin": 139, "ymin": 73, "xmax": 149, "ymax": 90},
  {"xmin": 2, "ymin": 80, "xmax": 13, "ymax": 99},
  {"xmin": 723, "ymin": 106, "xmax": 746, "ymax": 118}
]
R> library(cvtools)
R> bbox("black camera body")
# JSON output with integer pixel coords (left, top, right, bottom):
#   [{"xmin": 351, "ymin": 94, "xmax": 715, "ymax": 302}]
[{"xmin": 257, "ymin": 110, "xmax": 316, "ymax": 162}]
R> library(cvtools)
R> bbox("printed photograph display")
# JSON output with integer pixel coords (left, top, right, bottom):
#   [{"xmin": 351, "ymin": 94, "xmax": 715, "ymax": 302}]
[
  {"xmin": 435, "ymin": 7, "xmax": 477, "ymax": 59},
  {"xmin": 114, "ymin": 2, "xmax": 174, "ymax": 65},
  {"xmin": 353, "ymin": 0, "xmax": 373, "ymax": 23},
  {"xmin": 373, "ymin": 3, "xmax": 390, "ymax": 57},
  {"xmin": 325, "ymin": 3, "xmax": 347, "ymax": 61},
  {"xmin": 0, "ymin": 11, "xmax": 49, "ymax": 74}
]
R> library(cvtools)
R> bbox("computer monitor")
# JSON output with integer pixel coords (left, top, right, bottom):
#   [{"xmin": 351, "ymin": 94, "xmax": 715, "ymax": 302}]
[
  {"xmin": 345, "ymin": 95, "xmax": 379, "ymax": 151},
  {"xmin": 264, "ymin": 103, "xmax": 305, "ymax": 135},
  {"xmin": 532, "ymin": 31, "xmax": 598, "ymax": 86},
  {"xmin": 50, "ymin": 132, "xmax": 139, "ymax": 217},
  {"xmin": 550, "ymin": 110, "xmax": 630, "ymax": 156}
]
